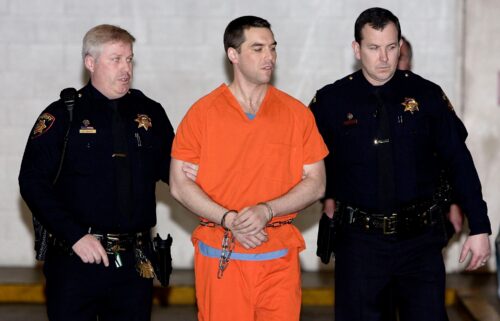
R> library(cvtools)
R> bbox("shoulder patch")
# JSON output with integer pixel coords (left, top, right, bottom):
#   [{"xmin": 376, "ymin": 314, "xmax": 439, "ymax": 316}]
[
  {"xmin": 31, "ymin": 113, "xmax": 56, "ymax": 139},
  {"xmin": 442, "ymin": 92, "xmax": 455, "ymax": 113}
]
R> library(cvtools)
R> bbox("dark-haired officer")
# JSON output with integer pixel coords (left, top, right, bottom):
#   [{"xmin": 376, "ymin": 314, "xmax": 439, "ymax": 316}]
[
  {"xmin": 19, "ymin": 24, "xmax": 178, "ymax": 321},
  {"xmin": 310, "ymin": 7, "xmax": 491, "ymax": 321}
]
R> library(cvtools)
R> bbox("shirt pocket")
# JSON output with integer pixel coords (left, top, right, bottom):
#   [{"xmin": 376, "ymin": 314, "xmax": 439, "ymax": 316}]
[
  {"xmin": 66, "ymin": 131, "xmax": 97, "ymax": 175},
  {"xmin": 336, "ymin": 119, "xmax": 373, "ymax": 164},
  {"xmin": 395, "ymin": 112, "xmax": 431, "ymax": 146},
  {"xmin": 134, "ymin": 130, "xmax": 161, "ymax": 181}
]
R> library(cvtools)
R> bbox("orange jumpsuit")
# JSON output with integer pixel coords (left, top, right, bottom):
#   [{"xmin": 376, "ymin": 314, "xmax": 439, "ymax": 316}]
[{"xmin": 172, "ymin": 84, "xmax": 328, "ymax": 321}]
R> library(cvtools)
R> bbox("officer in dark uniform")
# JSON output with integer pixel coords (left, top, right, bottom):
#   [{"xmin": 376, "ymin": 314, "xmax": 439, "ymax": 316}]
[
  {"xmin": 19, "ymin": 24, "xmax": 175, "ymax": 321},
  {"xmin": 310, "ymin": 8, "xmax": 491, "ymax": 321}
]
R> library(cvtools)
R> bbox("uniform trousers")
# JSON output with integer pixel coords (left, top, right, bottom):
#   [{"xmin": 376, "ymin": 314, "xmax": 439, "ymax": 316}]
[
  {"xmin": 44, "ymin": 248, "xmax": 153, "ymax": 321},
  {"xmin": 334, "ymin": 224, "xmax": 449, "ymax": 321}
]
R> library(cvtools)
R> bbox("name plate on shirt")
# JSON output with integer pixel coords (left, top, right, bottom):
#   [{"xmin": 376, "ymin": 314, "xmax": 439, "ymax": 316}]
[{"xmin": 79, "ymin": 127, "xmax": 96, "ymax": 134}]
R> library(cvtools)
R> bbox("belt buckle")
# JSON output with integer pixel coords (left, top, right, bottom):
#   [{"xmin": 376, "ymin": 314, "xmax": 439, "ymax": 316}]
[
  {"xmin": 346, "ymin": 206, "xmax": 356, "ymax": 223},
  {"xmin": 104, "ymin": 234, "xmax": 121, "ymax": 254},
  {"xmin": 383, "ymin": 213, "xmax": 398, "ymax": 235}
]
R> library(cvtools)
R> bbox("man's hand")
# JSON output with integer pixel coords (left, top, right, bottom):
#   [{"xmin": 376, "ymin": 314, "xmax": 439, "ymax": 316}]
[
  {"xmin": 447, "ymin": 204, "xmax": 463, "ymax": 233},
  {"xmin": 182, "ymin": 162, "xmax": 199, "ymax": 181},
  {"xmin": 225, "ymin": 210, "xmax": 268, "ymax": 249},
  {"xmin": 323, "ymin": 198, "xmax": 335, "ymax": 218},
  {"xmin": 459, "ymin": 233, "xmax": 490, "ymax": 271},
  {"xmin": 231, "ymin": 205, "xmax": 269, "ymax": 235},
  {"xmin": 72, "ymin": 234, "xmax": 109, "ymax": 267}
]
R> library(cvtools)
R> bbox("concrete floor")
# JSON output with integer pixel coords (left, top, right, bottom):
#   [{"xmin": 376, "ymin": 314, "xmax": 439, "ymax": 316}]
[
  {"xmin": 0, "ymin": 271, "xmax": 497, "ymax": 320},
  {"xmin": 0, "ymin": 304, "xmax": 474, "ymax": 321},
  {"xmin": 0, "ymin": 303, "xmax": 476, "ymax": 321}
]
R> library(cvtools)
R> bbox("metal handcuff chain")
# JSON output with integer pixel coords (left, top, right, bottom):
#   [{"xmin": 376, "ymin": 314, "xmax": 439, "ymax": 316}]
[{"xmin": 217, "ymin": 229, "xmax": 235, "ymax": 279}]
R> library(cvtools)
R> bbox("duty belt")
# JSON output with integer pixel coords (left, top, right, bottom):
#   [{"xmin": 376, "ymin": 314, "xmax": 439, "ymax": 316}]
[
  {"xmin": 336, "ymin": 201, "xmax": 442, "ymax": 236},
  {"xmin": 48, "ymin": 230, "xmax": 150, "ymax": 255},
  {"xmin": 91, "ymin": 231, "xmax": 150, "ymax": 254}
]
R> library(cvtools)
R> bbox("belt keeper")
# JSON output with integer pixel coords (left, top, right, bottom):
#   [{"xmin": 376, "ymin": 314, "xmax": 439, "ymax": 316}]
[
  {"xmin": 257, "ymin": 202, "xmax": 274, "ymax": 221},
  {"xmin": 221, "ymin": 210, "xmax": 237, "ymax": 230}
]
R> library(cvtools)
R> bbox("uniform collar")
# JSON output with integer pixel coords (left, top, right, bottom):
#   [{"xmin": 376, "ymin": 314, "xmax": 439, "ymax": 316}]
[{"xmin": 84, "ymin": 81, "xmax": 129, "ymax": 103}]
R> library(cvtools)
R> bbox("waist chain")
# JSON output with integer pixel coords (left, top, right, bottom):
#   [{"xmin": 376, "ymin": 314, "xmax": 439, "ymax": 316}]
[
  {"xmin": 199, "ymin": 218, "xmax": 294, "ymax": 228},
  {"xmin": 199, "ymin": 218, "xmax": 293, "ymax": 279}
]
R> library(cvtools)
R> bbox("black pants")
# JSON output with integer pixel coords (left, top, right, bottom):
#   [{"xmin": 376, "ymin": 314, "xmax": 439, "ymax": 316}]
[
  {"xmin": 334, "ymin": 224, "xmax": 449, "ymax": 321},
  {"xmin": 44, "ymin": 249, "xmax": 153, "ymax": 321}
]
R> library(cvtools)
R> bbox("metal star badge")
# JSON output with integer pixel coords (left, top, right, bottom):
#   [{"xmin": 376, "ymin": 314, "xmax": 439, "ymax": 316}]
[
  {"xmin": 401, "ymin": 97, "xmax": 419, "ymax": 114},
  {"xmin": 135, "ymin": 114, "xmax": 152, "ymax": 131}
]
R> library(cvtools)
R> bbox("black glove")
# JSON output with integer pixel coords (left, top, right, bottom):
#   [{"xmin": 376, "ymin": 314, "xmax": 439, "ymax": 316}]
[{"xmin": 316, "ymin": 213, "xmax": 336, "ymax": 264}]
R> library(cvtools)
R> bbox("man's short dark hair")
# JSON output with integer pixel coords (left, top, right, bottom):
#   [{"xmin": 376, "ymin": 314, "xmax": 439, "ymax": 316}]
[
  {"xmin": 354, "ymin": 7, "xmax": 401, "ymax": 43},
  {"xmin": 223, "ymin": 16, "xmax": 272, "ymax": 54}
]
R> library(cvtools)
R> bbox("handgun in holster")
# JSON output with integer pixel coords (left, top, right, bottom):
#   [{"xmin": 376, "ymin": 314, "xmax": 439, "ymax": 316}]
[
  {"xmin": 316, "ymin": 212, "xmax": 337, "ymax": 264},
  {"xmin": 152, "ymin": 233, "xmax": 173, "ymax": 287}
]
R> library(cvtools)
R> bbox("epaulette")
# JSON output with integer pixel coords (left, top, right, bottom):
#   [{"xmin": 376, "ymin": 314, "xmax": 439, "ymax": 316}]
[
  {"xmin": 401, "ymin": 70, "xmax": 412, "ymax": 79},
  {"xmin": 345, "ymin": 72, "xmax": 357, "ymax": 81}
]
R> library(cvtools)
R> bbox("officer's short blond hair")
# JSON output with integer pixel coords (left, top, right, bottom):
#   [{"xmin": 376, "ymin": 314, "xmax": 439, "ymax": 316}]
[{"xmin": 82, "ymin": 24, "xmax": 135, "ymax": 60}]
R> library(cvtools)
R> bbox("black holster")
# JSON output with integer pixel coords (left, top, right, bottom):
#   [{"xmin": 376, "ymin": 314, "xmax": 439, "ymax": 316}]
[
  {"xmin": 152, "ymin": 233, "xmax": 173, "ymax": 287},
  {"xmin": 316, "ymin": 213, "xmax": 337, "ymax": 264},
  {"xmin": 33, "ymin": 216, "xmax": 49, "ymax": 261}
]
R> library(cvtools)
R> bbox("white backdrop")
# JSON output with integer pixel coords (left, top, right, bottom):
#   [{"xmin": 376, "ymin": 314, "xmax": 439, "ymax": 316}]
[{"xmin": 1, "ymin": 0, "xmax": 498, "ymax": 272}]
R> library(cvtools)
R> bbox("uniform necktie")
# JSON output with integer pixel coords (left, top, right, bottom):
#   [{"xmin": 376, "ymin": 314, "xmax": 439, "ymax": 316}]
[
  {"xmin": 374, "ymin": 90, "xmax": 396, "ymax": 212},
  {"xmin": 110, "ymin": 100, "xmax": 132, "ymax": 220}
]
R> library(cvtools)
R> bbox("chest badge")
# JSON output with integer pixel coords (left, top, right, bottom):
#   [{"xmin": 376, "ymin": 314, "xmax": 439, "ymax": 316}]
[
  {"xmin": 79, "ymin": 119, "xmax": 96, "ymax": 134},
  {"xmin": 135, "ymin": 114, "xmax": 152, "ymax": 131},
  {"xmin": 31, "ymin": 113, "xmax": 55, "ymax": 139},
  {"xmin": 343, "ymin": 112, "xmax": 358, "ymax": 126},
  {"xmin": 401, "ymin": 97, "xmax": 419, "ymax": 114}
]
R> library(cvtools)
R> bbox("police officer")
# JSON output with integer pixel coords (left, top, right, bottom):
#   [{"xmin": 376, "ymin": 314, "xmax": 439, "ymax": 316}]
[
  {"xmin": 310, "ymin": 8, "xmax": 491, "ymax": 321},
  {"xmin": 19, "ymin": 24, "xmax": 175, "ymax": 321}
]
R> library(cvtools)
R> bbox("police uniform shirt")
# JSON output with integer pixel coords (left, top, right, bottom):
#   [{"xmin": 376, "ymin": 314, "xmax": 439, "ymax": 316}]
[
  {"xmin": 310, "ymin": 69, "xmax": 491, "ymax": 235},
  {"xmin": 19, "ymin": 83, "xmax": 175, "ymax": 245}
]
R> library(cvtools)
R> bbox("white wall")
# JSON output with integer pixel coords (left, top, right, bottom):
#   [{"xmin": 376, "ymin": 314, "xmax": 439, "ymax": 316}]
[
  {"xmin": 1, "ymin": 0, "xmax": 495, "ymax": 272},
  {"xmin": 460, "ymin": 0, "xmax": 500, "ymax": 271}
]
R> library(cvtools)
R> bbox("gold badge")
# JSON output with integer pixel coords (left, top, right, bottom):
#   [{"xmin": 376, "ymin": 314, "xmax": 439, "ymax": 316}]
[
  {"xmin": 401, "ymin": 97, "xmax": 419, "ymax": 114},
  {"xmin": 31, "ymin": 113, "xmax": 55, "ymax": 139},
  {"xmin": 79, "ymin": 119, "xmax": 97, "ymax": 134},
  {"xmin": 135, "ymin": 114, "xmax": 152, "ymax": 131}
]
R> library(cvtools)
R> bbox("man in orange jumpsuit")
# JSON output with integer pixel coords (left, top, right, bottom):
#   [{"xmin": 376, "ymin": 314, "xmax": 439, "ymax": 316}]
[{"xmin": 170, "ymin": 16, "xmax": 328, "ymax": 321}]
